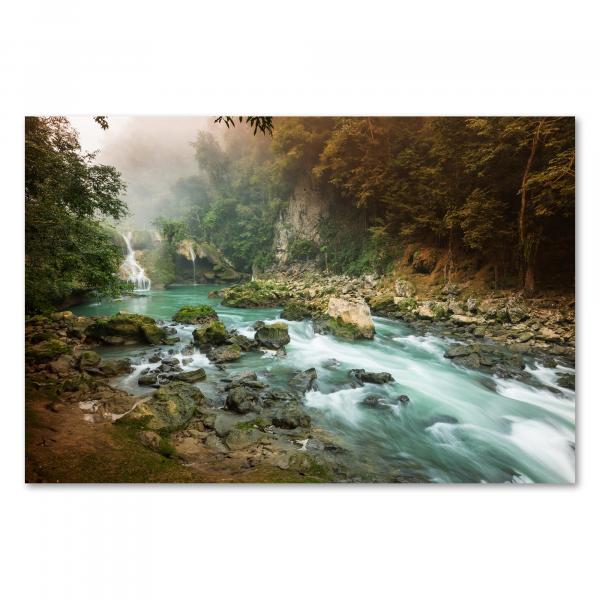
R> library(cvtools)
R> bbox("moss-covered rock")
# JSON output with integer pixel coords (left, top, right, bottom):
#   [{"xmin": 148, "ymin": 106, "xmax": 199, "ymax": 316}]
[
  {"xmin": 254, "ymin": 322, "xmax": 291, "ymax": 349},
  {"xmin": 85, "ymin": 312, "xmax": 166, "ymax": 345},
  {"xmin": 192, "ymin": 321, "xmax": 227, "ymax": 346},
  {"xmin": 117, "ymin": 381, "xmax": 203, "ymax": 433},
  {"xmin": 172, "ymin": 304, "xmax": 218, "ymax": 325},
  {"xmin": 280, "ymin": 300, "xmax": 315, "ymax": 321},
  {"xmin": 207, "ymin": 344, "xmax": 242, "ymax": 363},
  {"xmin": 221, "ymin": 280, "xmax": 291, "ymax": 308},
  {"xmin": 78, "ymin": 350, "xmax": 101, "ymax": 371},
  {"xmin": 26, "ymin": 338, "xmax": 72, "ymax": 362}
]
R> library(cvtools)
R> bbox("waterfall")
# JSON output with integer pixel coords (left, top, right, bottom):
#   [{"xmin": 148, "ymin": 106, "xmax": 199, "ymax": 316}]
[
  {"xmin": 189, "ymin": 244, "xmax": 196, "ymax": 284},
  {"xmin": 121, "ymin": 232, "xmax": 151, "ymax": 291}
]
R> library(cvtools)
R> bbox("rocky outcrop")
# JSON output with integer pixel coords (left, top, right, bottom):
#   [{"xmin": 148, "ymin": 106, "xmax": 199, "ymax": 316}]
[
  {"xmin": 192, "ymin": 321, "xmax": 228, "ymax": 346},
  {"xmin": 172, "ymin": 304, "xmax": 218, "ymax": 325},
  {"xmin": 118, "ymin": 381, "xmax": 203, "ymax": 432},
  {"xmin": 321, "ymin": 297, "xmax": 375, "ymax": 340},
  {"xmin": 85, "ymin": 312, "xmax": 167, "ymax": 345},
  {"xmin": 254, "ymin": 322, "xmax": 291, "ymax": 349},
  {"xmin": 273, "ymin": 174, "xmax": 330, "ymax": 263}
]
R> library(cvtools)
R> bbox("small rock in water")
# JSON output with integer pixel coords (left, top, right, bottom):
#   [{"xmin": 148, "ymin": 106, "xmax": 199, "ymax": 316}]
[
  {"xmin": 397, "ymin": 395, "xmax": 410, "ymax": 404},
  {"xmin": 349, "ymin": 369, "xmax": 394, "ymax": 385}
]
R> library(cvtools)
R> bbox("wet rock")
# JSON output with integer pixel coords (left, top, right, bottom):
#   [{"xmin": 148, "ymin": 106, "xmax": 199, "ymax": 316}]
[
  {"xmin": 349, "ymin": 369, "xmax": 394, "ymax": 385},
  {"xmin": 360, "ymin": 395, "xmax": 390, "ymax": 410},
  {"xmin": 172, "ymin": 304, "xmax": 218, "ymax": 325},
  {"xmin": 254, "ymin": 322, "xmax": 291, "ymax": 349},
  {"xmin": 100, "ymin": 359, "xmax": 133, "ymax": 377},
  {"xmin": 225, "ymin": 385, "xmax": 260, "ymax": 414},
  {"xmin": 181, "ymin": 345, "xmax": 195, "ymax": 356},
  {"xmin": 207, "ymin": 344, "xmax": 242, "ymax": 363},
  {"xmin": 289, "ymin": 368, "xmax": 318, "ymax": 393},
  {"xmin": 325, "ymin": 297, "xmax": 375, "ymax": 339},
  {"xmin": 148, "ymin": 353, "xmax": 161, "ymax": 363},
  {"xmin": 174, "ymin": 368, "xmax": 206, "ymax": 383},
  {"xmin": 280, "ymin": 301, "xmax": 315, "ymax": 321},
  {"xmin": 118, "ymin": 381, "xmax": 203, "ymax": 432},
  {"xmin": 138, "ymin": 373, "xmax": 159, "ymax": 387},
  {"xmin": 193, "ymin": 321, "xmax": 228, "ymax": 346},
  {"xmin": 557, "ymin": 372, "xmax": 575, "ymax": 390},
  {"xmin": 226, "ymin": 333, "xmax": 257, "ymax": 351},
  {"xmin": 272, "ymin": 403, "xmax": 311, "ymax": 429},
  {"xmin": 397, "ymin": 394, "xmax": 410, "ymax": 404},
  {"xmin": 453, "ymin": 353, "xmax": 481, "ymax": 369}
]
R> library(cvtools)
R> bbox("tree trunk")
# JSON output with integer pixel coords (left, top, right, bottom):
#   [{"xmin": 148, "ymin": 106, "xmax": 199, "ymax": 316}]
[{"xmin": 519, "ymin": 118, "xmax": 545, "ymax": 293}]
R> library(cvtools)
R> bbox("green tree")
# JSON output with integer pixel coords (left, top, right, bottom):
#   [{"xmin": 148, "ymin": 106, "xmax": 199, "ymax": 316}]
[{"xmin": 25, "ymin": 117, "xmax": 127, "ymax": 313}]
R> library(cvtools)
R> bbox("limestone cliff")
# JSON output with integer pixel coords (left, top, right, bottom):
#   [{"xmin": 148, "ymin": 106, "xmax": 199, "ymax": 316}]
[{"xmin": 273, "ymin": 174, "xmax": 330, "ymax": 263}]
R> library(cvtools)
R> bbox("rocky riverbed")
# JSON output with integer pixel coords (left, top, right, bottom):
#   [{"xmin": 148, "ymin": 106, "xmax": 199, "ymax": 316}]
[{"xmin": 25, "ymin": 273, "xmax": 575, "ymax": 484}]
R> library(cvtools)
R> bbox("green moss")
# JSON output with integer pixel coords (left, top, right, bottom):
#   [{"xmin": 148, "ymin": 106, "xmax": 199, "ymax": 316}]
[
  {"xmin": 140, "ymin": 244, "xmax": 177, "ymax": 287},
  {"xmin": 236, "ymin": 417, "xmax": 271, "ymax": 431},
  {"xmin": 192, "ymin": 320, "xmax": 227, "ymax": 345},
  {"xmin": 173, "ymin": 304, "xmax": 217, "ymax": 324},
  {"xmin": 221, "ymin": 280, "xmax": 291, "ymax": 308},
  {"xmin": 85, "ymin": 313, "xmax": 164, "ymax": 344},
  {"xmin": 26, "ymin": 338, "xmax": 72, "ymax": 362},
  {"xmin": 280, "ymin": 301, "xmax": 315, "ymax": 321}
]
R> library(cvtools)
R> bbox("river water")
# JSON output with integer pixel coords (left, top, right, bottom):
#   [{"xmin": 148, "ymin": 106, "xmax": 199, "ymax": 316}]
[{"xmin": 73, "ymin": 284, "xmax": 576, "ymax": 483}]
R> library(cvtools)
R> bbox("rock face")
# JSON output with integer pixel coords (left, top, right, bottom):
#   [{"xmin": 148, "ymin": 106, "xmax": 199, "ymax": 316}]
[
  {"xmin": 273, "ymin": 174, "xmax": 329, "ymax": 263},
  {"xmin": 394, "ymin": 279, "xmax": 416, "ymax": 298},
  {"xmin": 254, "ymin": 322, "xmax": 291, "ymax": 349},
  {"xmin": 325, "ymin": 297, "xmax": 375, "ymax": 339},
  {"xmin": 175, "ymin": 239, "xmax": 241, "ymax": 283},
  {"xmin": 119, "ymin": 381, "xmax": 203, "ymax": 432},
  {"xmin": 85, "ymin": 312, "xmax": 167, "ymax": 345}
]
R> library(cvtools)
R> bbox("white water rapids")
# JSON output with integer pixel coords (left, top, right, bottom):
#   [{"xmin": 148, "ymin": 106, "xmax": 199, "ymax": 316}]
[{"xmin": 74, "ymin": 284, "xmax": 576, "ymax": 483}]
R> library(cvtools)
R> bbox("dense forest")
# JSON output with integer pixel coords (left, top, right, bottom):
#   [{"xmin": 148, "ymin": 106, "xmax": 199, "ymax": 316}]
[
  {"xmin": 153, "ymin": 117, "xmax": 575, "ymax": 288},
  {"xmin": 25, "ymin": 116, "xmax": 575, "ymax": 313}
]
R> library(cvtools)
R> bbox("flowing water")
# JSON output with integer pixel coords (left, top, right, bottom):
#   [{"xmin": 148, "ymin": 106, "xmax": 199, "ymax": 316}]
[
  {"xmin": 121, "ymin": 232, "xmax": 151, "ymax": 291},
  {"xmin": 73, "ymin": 284, "xmax": 576, "ymax": 484}
]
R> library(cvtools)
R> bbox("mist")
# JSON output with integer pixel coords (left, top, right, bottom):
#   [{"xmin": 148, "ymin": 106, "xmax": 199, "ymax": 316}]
[{"xmin": 69, "ymin": 115, "xmax": 221, "ymax": 228}]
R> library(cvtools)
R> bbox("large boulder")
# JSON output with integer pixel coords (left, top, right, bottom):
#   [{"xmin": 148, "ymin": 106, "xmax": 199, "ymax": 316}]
[
  {"xmin": 118, "ymin": 381, "xmax": 203, "ymax": 432},
  {"xmin": 100, "ymin": 359, "xmax": 133, "ymax": 377},
  {"xmin": 192, "ymin": 321, "xmax": 228, "ymax": 346},
  {"xmin": 289, "ymin": 368, "xmax": 318, "ymax": 393},
  {"xmin": 85, "ymin": 313, "xmax": 166, "ymax": 345},
  {"xmin": 172, "ymin": 304, "xmax": 218, "ymax": 325},
  {"xmin": 254, "ymin": 322, "xmax": 291, "ymax": 349},
  {"xmin": 207, "ymin": 344, "xmax": 242, "ymax": 363},
  {"xmin": 173, "ymin": 368, "xmax": 206, "ymax": 383},
  {"xmin": 221, "ymin": 280, "xmax": 291, "ymax": 308},
  {"xmin": 225, "ymin": 386, "xmax": 261, "ymax": 414},
  {"xmin": 271, "ymin": 403, "xmax": 311, "ymax": 430},
  {"xmin": 325, "ymin": 297, "xmax": 375, "ymax": 340}
]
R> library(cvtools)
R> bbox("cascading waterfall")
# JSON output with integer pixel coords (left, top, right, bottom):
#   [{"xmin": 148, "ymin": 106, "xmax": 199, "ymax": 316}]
[
  {"xmin": 121, "ymin": 232, "xmax": 151, "ymax": 291},
  {"xmin": 189, "ymin": 244, "xmax": 196, "ymax": 284}
]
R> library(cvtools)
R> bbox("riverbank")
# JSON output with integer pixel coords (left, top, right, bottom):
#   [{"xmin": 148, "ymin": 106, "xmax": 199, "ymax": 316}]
[{"xmin": 25, "ymin": 276, "xmax": 575, "ymax": 484}]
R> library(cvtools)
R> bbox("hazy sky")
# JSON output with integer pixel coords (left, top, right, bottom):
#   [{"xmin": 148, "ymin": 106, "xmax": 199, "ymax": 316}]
[{"xmin": 68, "ymin": 116, "xmax": 212, "ymax": 227}]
